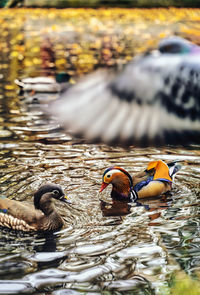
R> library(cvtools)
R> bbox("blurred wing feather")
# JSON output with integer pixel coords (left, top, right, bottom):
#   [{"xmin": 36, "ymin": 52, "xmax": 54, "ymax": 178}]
[{"xmin": 49, "ymin": 53, "xmax": 200, "ymax": 146}]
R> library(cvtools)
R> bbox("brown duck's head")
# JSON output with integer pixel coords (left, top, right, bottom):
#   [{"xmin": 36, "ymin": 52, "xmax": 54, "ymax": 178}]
[
  {"xmin": 100, "ymin": 166, "xmax": 133, "ymax": 199},
  {"xmin": 34, "ymin": 183, "xmax": 69, "ymax": 210}
]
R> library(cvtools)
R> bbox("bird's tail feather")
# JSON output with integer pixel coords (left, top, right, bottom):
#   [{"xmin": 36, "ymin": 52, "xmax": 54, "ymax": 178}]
[{"xmin": 167, "ymin": 161, "xmax": 182, "ymax": 178}]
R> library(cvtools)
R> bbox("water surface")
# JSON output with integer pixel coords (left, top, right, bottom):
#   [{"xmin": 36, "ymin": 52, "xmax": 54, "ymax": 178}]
[{"xmin": 0, "ymin": 8, "xmax": 200, "ymax": 294}]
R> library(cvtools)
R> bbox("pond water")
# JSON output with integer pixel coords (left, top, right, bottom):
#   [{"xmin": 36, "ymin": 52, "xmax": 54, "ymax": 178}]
[{"xmin": 0, "ymin": 8, "xmax": 200, "ymax": 294}]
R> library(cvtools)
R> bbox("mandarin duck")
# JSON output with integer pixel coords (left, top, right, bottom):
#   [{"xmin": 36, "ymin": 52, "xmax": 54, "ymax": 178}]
[
  {"xmin": 100, "ymin": 160, "xmax": 181, "ymax": 202},
  {"xmin": 48, "ymin": 37, "xmax": 200, "ymax": 146},
  {"xmin": 15, "ymin": 73, "xmax": 71, "ymax": 94},
  {"xmin": 0, "ymin": 183, "xmax": 69, "ymax": 232}
]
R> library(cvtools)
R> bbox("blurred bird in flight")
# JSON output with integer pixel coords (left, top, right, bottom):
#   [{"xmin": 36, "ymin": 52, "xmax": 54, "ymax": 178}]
[{"xmin": 48, "ymin": 36, "xmax": 200, "ymax": 147}]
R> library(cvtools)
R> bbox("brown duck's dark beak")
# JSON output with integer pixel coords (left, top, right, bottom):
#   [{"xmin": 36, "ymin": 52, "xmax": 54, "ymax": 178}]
[
  {"xmin": 59, "ymin": 195, "xmax": 71, "ymax": 204},
  {"xmin": 99, "ymin": 182, "xmax": 109, "ymax": 193}
]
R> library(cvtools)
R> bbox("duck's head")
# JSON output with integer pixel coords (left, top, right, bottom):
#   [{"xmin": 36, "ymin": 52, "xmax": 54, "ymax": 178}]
[
  {"xmin": 100, "ymin": 166, "xmax": 136, "ymax": 201},
  {"xmin": 158, "ymin": 36, "xmax": 200, "ymax": 55},
  {"xmin": 34, "ymin": 183, "xmax": 69, "ymax": 210}
]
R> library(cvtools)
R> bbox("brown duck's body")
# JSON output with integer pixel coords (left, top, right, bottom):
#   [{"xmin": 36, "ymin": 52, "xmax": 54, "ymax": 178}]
[
  {"xmin": 0, "ymin": 183, "xmax": 68, "ymax": 232},
  {"xmin": 100, "ymin": 160, "xmax": 181, "ymax": 202}
]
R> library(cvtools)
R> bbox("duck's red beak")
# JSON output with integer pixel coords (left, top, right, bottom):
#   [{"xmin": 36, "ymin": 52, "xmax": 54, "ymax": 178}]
[{"xmin": 99, "ymin": 182, "xmax": 109, "ymax": 192}]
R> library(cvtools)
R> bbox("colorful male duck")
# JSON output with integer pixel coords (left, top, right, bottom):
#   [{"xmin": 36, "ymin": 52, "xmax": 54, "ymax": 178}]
[{"xmin": 100, "ymin": 160, "xmax": 181, "ymax": 202}]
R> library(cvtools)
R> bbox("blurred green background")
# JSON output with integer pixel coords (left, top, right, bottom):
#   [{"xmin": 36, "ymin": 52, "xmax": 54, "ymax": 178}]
[{"xmin": 1, "ymin": 0, "xmax": 200, "ymax": 8}]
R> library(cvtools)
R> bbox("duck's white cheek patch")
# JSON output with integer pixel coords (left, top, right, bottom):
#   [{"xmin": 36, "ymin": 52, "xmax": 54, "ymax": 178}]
[
  {"xmin": 104, "ymin": 169, "xmax": 122, "ymax": 182},
  {"xmin": 105, "ymin": 169, "xmax": 121, "ymax": 177}
]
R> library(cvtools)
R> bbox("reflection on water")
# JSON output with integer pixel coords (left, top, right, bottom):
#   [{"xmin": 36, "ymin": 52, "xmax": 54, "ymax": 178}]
[{"xmin": 0, "ymin": 7, "xmax": 200, "ymax": 295}]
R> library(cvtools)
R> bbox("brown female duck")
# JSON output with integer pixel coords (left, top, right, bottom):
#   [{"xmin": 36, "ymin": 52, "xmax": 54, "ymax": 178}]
[
  {"xmin": 100, "ymin": 160, "xmax": 181, "ymax": 202},
  {"xmin": 0, "ymin": 183, "xmax": 69, "ymax": 232}
]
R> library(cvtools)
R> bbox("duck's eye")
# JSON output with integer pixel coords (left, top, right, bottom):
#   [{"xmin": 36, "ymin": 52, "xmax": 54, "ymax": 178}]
[
  {"xmin": 53, "ymin": 190, "xmax": 59, "ymax": 196},
  {"xmin": 107, "ymin": 174, "xmax": 111, "ymax": 178}
]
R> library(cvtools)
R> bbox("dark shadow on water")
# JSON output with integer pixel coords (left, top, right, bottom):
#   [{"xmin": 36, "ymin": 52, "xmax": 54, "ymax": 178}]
[
  {"xmin": 100, "ymin": 193, "xmax": 173, "ymax": 226},
  {"xmin": 34, "ymin": 231, "xmax": 57, "ymax": 252},
  {"xmin": 33, "ymin": 232, "xmax": 68, "ymax": 270}
]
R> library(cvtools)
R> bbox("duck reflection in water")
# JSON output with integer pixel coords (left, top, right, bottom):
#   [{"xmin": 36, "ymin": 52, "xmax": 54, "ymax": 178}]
[{"xmin": 100, "ymin": 193, "xmax": 172, "ymax": 225}]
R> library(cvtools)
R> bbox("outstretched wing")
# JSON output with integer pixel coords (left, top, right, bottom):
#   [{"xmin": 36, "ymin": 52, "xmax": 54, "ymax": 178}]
[{"xmin": 48, "ymin": 52, "xmax": 200, "ymax": 146}]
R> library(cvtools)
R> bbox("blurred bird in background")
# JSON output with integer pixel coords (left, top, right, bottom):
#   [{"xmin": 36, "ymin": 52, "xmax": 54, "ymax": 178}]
[{"xmin": 48, "ymin": 36, "xmax": 200, "ymax": 147}]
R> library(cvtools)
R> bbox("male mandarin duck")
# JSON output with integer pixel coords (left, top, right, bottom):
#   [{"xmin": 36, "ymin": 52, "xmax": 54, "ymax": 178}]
[
  {"xmin": 48, "ymin": 37, "xmax": 200, "ymax": 147},
  {"xmin": 15, "ymin": 73, "xmax": 71, "ymax": 94},
  {"xmin": 0, "ymin": 183, "xmax": 69, "ymax": 232},
  {"xmin": 100, "ymin": 160, "xmax": 181, "ymax": 202}
]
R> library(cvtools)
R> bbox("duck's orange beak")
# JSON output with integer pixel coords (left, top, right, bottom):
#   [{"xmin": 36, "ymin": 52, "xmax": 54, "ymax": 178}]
[{"xmin": 99, "ymin": 182, "xmax": 109, "ymax": 192}]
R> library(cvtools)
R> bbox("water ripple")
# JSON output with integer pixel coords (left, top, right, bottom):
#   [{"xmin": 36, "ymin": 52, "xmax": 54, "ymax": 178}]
[{"xmin": 0, "ymin": 8, "xmax": 200, "ymax": 294}]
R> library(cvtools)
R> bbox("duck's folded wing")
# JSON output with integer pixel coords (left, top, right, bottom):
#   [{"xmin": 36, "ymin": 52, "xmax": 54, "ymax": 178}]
[
  {"xmin": 48, "ymin": 53, "xmax": 200, "ymax": 146},
  {"xmin": 0, "ymin": 198, "xmax": 42, "ymax": 225}
]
